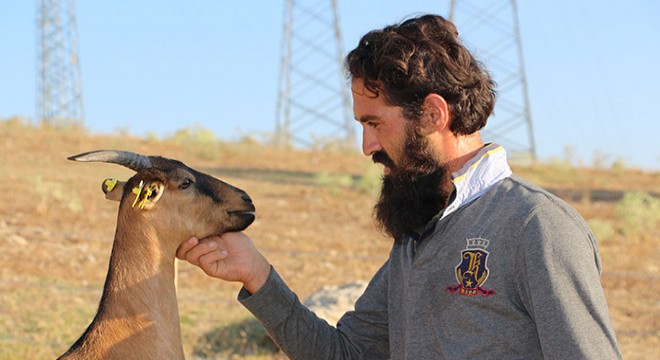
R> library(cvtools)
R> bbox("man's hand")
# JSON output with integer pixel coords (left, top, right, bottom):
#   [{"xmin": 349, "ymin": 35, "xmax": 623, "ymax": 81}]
[{"xmin": 176, "ymin": 232, "xmax": 271, "ymax": 294}]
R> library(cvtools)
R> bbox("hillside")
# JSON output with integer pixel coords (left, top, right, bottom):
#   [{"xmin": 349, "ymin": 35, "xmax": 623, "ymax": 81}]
[{"xmin": 0, "ymin": 120, "xmax": 657, "ymax": 359}]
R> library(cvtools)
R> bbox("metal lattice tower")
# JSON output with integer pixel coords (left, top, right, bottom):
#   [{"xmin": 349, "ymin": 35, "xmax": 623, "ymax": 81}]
[
  {"xmin": 275, "ymin": 0, "xmax": 355, "ymax": 148},
  {"xmin": 36, "ymin": 0, "xmax": 84, "ymax": 127},
  {"xmin": 449, "ymin": 0, "xmax": 536, "ymax": 161}
]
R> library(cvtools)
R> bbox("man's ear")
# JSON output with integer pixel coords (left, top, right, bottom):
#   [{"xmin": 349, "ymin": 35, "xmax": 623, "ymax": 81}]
[
  {"xmin": 131, "ymin": 180, "xmax": 165, "ymax": 210},
  {"xmin": 422, "ymin": 93, "xmax": 450, "ymax": 134},
  {"xmin": 102, "ymin": 178, "xmax": 125, "ymax": 201}
]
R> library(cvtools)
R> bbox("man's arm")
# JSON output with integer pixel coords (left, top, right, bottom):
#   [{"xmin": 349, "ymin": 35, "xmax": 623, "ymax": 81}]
[
  {"xmin": 238, "ymin": 264, "xmax": 390, "ymax": 359},
  {"xmin": 516, "ymin": 202, "xmax": 623, "ymax": 359},
  {"xmin": 177, "ymin": 233, "xmax": 391, "ymax": 359}
]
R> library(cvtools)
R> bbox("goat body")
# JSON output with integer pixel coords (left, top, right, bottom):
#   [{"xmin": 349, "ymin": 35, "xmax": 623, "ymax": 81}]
[{"xmin": 58, "ymin": 150, "xmax": 255, "ymax": 359}]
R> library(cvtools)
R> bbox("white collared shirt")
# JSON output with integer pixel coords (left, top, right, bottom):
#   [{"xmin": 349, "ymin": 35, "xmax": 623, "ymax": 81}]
[{"xmin": 441, "ymin": 143, "xmax": 512, "ymax": 220}]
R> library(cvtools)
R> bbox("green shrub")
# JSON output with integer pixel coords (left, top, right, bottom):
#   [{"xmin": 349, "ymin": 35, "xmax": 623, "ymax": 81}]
[
  {"xmin": 616, "ymin": 192, "xmax": 660, "ymax": 236},
  {"xmin": 610, "ymin": 157, "xmax": 626, "ymax": 172},
  {"xmin": 353, "ymin": 165, "xmax": 382, "ymax": 195},
  {"xmin": 30, "ymin": 176, "xmax": 82, "ymax": 213},
  {"xmin": 1, "ymin": 116, "xmax": 30, "ymax": 128},
  {"xmin": 587, "ymin": 218, "xmax": 616, "ymax": 243},
  {"xmin": 165, "ymin": 124, "xmax": 224, "ymax": 160},
  {"xmin": 193, "ymin": 318, "xmax": 278, "ymax": 358},
  {"xmin": 168, "ymin": 124, "xmax": 218, "ymax": 144},
  {"xmin": 312, "ymin": 172, "xmax": 354, "ymax": 188}
]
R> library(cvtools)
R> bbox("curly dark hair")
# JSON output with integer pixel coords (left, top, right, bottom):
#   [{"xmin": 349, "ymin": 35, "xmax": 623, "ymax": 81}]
[{"xmin": 345, "ymin": 14, "xmax": 496, "ymax": 135}]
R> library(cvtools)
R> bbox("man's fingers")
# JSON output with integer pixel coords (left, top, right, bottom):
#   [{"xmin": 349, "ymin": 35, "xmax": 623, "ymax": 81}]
[
  {"xmin": 176, "ymin": 237, "xmax": 199, "ymax": 260},
  {"xmin": 198, "ymin": 248, "xmax": 229, "ymax": 275},
  {"xmin": 180, "ymin": 239, "xmax": 220, "ymax": 265}
]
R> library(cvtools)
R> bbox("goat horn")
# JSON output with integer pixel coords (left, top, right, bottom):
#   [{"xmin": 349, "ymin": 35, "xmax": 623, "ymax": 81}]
[{"xmin": 68, "ymin": 150, "xmax": 152, "ymax": 172}]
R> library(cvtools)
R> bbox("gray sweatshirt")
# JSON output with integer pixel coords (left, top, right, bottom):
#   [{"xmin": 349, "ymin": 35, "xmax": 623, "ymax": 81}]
[{"xmin": 239, "ymin": 144, "xmax": 622, "ymax": 359}]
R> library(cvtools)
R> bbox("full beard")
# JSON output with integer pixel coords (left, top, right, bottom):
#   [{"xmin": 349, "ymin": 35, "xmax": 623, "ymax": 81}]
[{"xmin": 373, "ymin": 125, "xmax": 450, "ymax": 241}]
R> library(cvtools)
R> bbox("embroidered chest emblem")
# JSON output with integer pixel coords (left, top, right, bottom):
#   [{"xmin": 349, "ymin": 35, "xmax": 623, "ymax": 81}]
[{"xmin": 446, "ymin": 238, "xmax": 496, "ymax": 297}]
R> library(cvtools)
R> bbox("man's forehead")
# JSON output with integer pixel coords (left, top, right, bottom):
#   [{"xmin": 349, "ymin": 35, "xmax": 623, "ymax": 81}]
[{"xmin": 351, "ymin": 78, "xmax": 379, "ymax": 97}]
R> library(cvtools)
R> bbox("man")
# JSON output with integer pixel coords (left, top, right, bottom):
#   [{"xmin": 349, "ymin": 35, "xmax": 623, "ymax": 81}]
[{"xmin": 177, "ymin": 14, "xmax": 622, "ymax": 359}]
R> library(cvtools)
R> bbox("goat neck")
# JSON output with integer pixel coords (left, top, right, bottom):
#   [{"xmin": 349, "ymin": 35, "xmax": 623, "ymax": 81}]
[{"xmin": 58, "ymin": 210, "xmax": 185, "ymax": 359}]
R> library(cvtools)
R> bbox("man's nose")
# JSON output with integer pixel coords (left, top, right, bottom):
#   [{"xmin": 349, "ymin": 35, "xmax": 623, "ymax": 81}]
[{"xmin": 361, "ymin": 126, "xmax": 381, "ymax": 156}]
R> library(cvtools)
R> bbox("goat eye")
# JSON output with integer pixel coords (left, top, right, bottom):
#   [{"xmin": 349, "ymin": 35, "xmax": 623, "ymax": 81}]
[{"xmin": 179, "ymin": 178, "xmax": 193, "ymax": 190}]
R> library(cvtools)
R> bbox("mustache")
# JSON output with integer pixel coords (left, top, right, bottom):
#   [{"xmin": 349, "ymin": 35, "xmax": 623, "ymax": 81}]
[{"xmin": 372, "ymin": 151, "xmax": 395, "ymax": 169}]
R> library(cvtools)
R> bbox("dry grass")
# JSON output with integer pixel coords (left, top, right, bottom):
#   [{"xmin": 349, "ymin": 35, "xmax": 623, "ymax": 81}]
[{"xmin": 0, "ymin": 120, "xmax": 657, "ymax": 359}]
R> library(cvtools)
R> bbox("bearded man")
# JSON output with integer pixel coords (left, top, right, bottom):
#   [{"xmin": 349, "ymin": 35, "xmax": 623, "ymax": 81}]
[{"xmin": 178, "ymin": 14, "xmax": 622, "ymax": 359}]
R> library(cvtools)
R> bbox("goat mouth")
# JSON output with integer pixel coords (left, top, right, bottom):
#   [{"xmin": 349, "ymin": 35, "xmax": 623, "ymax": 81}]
[
  {"xmin": 229, "ymin": 210, "xmax": 256, "ymax": 217},
  {"xmin": 228, "ymin": 210, "xmax": 256, "ymax": 227}
]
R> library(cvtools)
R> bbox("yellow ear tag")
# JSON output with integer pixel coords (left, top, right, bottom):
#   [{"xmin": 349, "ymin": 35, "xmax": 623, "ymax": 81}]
[
  {"xmin": 104, "ymin": 178, "xmax": 118, "ymax": 192},
  {"xmin": 131, "ymin": 180, "xmax": 145, "ymax": 208},
  {"xmin": 137, "ymin": 187, "xmax": 153, "ymax": 209}
]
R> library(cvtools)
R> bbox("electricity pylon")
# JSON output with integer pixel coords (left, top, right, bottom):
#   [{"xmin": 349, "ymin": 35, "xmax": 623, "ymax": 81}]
[
  {"xmin": 449, "ymin": 0, "xmax": 536, "ymax": 161},
  {"xmin": 36, "ymin": 0, "xmax": 85, "ymax": 127},
  {"xmin": 275, "ymin": 0, "xmax": 355, "ymax": 148}
]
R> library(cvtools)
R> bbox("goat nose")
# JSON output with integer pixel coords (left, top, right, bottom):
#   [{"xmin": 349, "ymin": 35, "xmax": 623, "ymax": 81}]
[{"xmin": 242, "ymin": 194, "xmax": 253, "ymax": 203}]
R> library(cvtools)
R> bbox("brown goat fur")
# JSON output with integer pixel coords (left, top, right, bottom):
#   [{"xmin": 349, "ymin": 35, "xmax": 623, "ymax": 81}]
[{"xmin": 58, "ymin": 151, "xmax": 255, "ymax": 359}]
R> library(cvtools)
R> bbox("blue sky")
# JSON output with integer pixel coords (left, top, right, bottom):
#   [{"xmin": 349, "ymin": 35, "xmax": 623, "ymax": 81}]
[{"xmin": 1, "ymin": 1, "xmax": 659, "ymax": 170}]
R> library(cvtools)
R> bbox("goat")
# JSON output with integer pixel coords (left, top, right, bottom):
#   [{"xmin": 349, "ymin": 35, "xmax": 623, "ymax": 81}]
[{"xmin": 58, "ymin": 150, "xmax": 255, "ymax": 360}]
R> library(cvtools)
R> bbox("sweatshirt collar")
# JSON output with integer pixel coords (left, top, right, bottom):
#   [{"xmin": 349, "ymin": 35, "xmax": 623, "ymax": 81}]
[{"xmin": 441, "ymin": 143, "xmax": 512, "ymax": 220}]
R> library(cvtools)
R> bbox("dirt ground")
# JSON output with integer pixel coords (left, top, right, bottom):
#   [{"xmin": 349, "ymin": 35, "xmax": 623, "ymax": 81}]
[{"xmin": 0, "ymin": 121, "xmax": 658, "ymax": 359}]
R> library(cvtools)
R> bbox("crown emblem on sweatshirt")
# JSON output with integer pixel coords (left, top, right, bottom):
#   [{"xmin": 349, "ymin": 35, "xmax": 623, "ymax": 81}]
[{"xmin": 446, "ymin": 238, "xmax": 496, "ymax": 297}]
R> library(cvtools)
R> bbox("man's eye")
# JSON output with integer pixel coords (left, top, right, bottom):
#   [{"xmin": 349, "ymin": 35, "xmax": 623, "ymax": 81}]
[{"xmin": 179, "ymin": 178, "xmax": 193, "ymax": 190}]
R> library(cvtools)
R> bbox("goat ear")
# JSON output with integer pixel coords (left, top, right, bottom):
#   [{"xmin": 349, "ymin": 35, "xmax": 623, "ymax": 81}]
[
  {"xmin": 131, "ymin": 180, "xmax": 165, "ymax": 210},
  {"xmin": 102, "ymin": 178, "xmax": 125, "ymax": 202}
]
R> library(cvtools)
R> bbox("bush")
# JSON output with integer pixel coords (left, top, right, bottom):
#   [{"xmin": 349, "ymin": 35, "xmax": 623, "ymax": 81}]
[
  {"xmin": 193, "ymin": 318, "xmax": 279, "ymax": 359},
  {"xmin": 312, "ymin": 172, "xmax": 354, "ymax": 188},
  {"xmin": 587, "ymin": 218, "xmax": 615, "ymax": 243},
  {"xmin": 30, "ymin": 176, "xmax": 82, "ymax": 213},
  {"xmin": 165, "ymin": 124, "xmax": 224, "ymax": 160},
  {"xmin": 616, "ymin": 192, "xmax": 660, "ymax": 237},
  {"xmin": 353, "ymin": 165, "xmax": 382, "ymax": 195}
]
